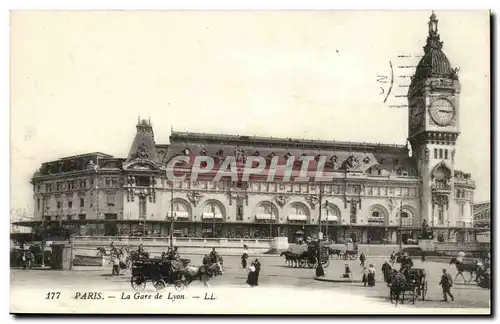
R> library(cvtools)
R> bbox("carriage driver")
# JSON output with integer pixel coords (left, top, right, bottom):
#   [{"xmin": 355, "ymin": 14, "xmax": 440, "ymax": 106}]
[
  {"xmin": 209, "ymin": 248, "xmax": 219, "ymax": 264},
  {"xmin": 399, "ymin": 252, "xmax": 414, "ymax": 278},
  {"xmin": 170, "ymin": 246, "xmax": 180, "ymax": 260},
  {"xmin": 138, "ymin": 244, "xmax": 145, "ymax": 255}
]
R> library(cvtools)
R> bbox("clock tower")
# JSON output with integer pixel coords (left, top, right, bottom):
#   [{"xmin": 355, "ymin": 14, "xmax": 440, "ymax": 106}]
[{"xmin": 407, "ymin": 12, "xmax": 461, "ymax": 236}]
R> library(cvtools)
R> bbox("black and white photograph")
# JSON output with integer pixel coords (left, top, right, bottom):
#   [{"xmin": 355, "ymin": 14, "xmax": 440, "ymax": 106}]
[{"xmin": 9, "ymin": 10, "xmax": 491, "ymax": 314}]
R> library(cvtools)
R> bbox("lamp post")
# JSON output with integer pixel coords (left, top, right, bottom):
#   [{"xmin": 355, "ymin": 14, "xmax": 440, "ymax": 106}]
[
  {"xmin": 325, "ymin": 200, "xmax": 330, "ymax": 239},
  {"xmin": 399, "ymin": 200, "xmax": 403, "ymax": 252},
  {"xmin": 170, "ymin": 181, "xmax": 174, "ymax": 248},
  {"xmin": 318, "ymin": 183, "xmax": 324, "ymax": 240}
]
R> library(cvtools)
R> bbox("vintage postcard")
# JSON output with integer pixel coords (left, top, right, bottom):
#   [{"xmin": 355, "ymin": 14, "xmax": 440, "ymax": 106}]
[{"xmin": 10, "ymin": 10, "xmax": 491, "ymax": 314}]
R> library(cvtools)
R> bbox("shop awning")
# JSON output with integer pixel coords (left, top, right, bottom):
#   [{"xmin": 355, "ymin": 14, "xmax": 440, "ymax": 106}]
[
  {"xmin": 202, "ymin": 212, "xmax": 214, "ymax": 219},
  {"xmin": 202, "ymin": 212, "xmax": 223, "ymax": 219},
  {"xmin": 368, "ymin": 218, "xmax": 385, "ymax": 224},
  {"xmin": 255, "ymin": 214, "xmax": 276, "ymax": 220},
  {"xmin": 174, "ymin": 211, "xmax": 189, "ymax": 219},
  {"xmin": 322, "ymin": 215, "xmax": 339, "ymax": 222},
  {"xmin": 288, "ymin": 215, "xmax": 307, "ymax": 221}
]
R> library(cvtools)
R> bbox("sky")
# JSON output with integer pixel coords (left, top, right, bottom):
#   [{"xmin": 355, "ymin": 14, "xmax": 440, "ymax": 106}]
[{"xmin": 10, "ymin": 10, "xmax": 490, "ymax": 213}]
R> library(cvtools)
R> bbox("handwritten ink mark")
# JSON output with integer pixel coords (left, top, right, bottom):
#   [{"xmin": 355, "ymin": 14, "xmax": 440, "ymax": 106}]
[{"xmin": 384, "ymin": 61, "xmax": 394, "ymax": 104}]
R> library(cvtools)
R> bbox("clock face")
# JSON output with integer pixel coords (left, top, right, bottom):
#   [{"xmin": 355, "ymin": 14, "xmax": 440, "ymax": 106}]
[
  {"xmin": 429, "ymin": 98, "xmax": 455, "ymax": 126},
  {"xmin": 410, "ymin": 99, "xmax": 425, "ymax": 129}
]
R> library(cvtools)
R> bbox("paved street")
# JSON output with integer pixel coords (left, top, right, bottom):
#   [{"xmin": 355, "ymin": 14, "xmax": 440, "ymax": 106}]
[{"xmin": 11, "ymin": 254, "xmax": 490, "ymax": 311}]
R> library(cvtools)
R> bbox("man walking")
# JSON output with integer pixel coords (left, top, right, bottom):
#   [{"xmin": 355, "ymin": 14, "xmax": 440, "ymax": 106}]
[
  {"xmin": 439, "ymin": 269, "xmax": 454, "ymax": 302},
  {"xmin": 360, "ymin": 252, "xmax": 366, "ymax": 267}
]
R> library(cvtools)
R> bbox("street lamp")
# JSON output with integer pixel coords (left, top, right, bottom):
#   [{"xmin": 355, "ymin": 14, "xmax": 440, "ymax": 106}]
[
  {"xmin": 399, "ymin": 200, "xmax": 403, "ymax": 252},
  {"xmin": 169, "ymin": 181, "xmax": 174, "ymax": 248},
  {"xmin": 318, "ymin": 183, "xmax": 324, "ymax": 240}
]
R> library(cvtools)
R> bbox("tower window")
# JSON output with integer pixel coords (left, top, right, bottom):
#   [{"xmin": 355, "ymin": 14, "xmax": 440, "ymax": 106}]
[
  {"xmin": 444, "ymin": 149, "xmax": 448, "ymax": 159},
  {"xmin": 439, "ymin": 149, "xmax": 443, "ymax": 159},
  {"xmin": 434, "ymin": 149, "xmax": 438, "ymax": 159}
]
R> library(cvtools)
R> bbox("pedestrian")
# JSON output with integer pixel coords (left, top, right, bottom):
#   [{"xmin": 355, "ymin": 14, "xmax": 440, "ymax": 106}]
[
  {"xmin": 360, "ymin": 252, "xmax": 366, "ymax": 267},
  {"xmin": 381, "ymin": 261, "xmax": 392, "ymax": 283},
  {"xmin": 112, "ymin": 255, "xmax": 120, "ymax": 276},
  {"xmin": 246, "ymin": 263, "xmax": 256, "ymax": 287},
  {"xmin": 439, "ymin": 269, "xmax": 454, "ymax": 302},
  {"xmin": 362, "ymin": 267, "xmax": 368, "ymax": 286},
  {"xmin": 343, "ymin": 264, "xmax": 351, "ymax": 279},
  {"xmin": 241, "ymin": 252, "xmax": 248, "ymax": 269},
  {"xmin": 421, "ymin": 250, "xmax": 426, "ymax": 262},
  {"xmin": 367, "ymin": 264, "xmax": 376, "ymax": 287},
  {"xmin": 253, "ymin": 259, "xmax": 261, "ymax": 286},
  {"xmin": 316, "ymin": 262, "xmax": 325, "ymax": 278}
]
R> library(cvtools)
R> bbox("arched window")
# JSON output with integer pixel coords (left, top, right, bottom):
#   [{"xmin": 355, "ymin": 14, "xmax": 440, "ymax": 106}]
[
  {"xmin": 434, "ymin": 148, "xmax": 438, "ymax": 159},
  {"xmin": 444, "ymin": 149, "xmax": 448, "ymax": 159},
  {"xmin": 439, "ymin": 149, "xmax": 443, "ymax": 159},
  {"xmin": 369, "ymin": 205, "xmax": 388, "ymax": 225}
]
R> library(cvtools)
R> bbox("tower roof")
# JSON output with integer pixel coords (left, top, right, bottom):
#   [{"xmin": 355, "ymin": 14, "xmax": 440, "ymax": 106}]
[
  {"xmin": 126, "ymin": 118, "xmax": 157, "ymax": 162},
  {"xmin": 411, "ymin": 12, "xmax": 458, "ymax": 85}
]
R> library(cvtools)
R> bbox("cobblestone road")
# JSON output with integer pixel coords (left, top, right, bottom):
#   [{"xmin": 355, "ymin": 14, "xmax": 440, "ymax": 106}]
[{"xmin": 11, "ymin": 254, "xmax": 490, "ymax": 311}]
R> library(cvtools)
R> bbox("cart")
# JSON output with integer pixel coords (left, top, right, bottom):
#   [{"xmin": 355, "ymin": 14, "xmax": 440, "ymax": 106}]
[
  {"xmin": 130, "ymin": 259, "xmax": 184, "ymax": 292},
  {"xmin": 403, "ymin": 268, "xmax": 428, "ymax": 304}
]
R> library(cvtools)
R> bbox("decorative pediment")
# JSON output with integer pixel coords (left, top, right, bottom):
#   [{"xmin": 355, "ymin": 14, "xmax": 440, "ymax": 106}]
[
  {"xmin": 123, "ymin": 160, "xmax": 161, "ymax": 172},
  {"xmin": 305, "ymin": 195, "xmax": 319, "ymax": 209},
  {"xmin": 274, "ymin": 195, "xmax": 288, "ymax": 207},
  {"xmin": 340, "ymin": 155, "xmax": 361, "ymax": 170},
  {"xmin": 234, "ymin": 147, "xmax": 247, "ymax": 163},
  {"xmin": 187, "ymin": 191, "xmax": 203, "ymax": 206}
]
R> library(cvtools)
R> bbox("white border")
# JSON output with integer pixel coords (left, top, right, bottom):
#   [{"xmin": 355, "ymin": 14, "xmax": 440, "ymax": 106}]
[{"xmin": 3, "ymin": 1, "xmax": 497, "ymax": 324}]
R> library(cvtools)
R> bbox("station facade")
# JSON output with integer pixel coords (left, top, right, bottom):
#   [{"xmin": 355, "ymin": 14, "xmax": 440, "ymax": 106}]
[{"xmin": 29, "ymin": 13, "xmax": 476, "ymax": 243}]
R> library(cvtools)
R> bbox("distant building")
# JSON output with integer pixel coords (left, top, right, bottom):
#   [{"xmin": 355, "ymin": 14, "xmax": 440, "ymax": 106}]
[
  {"xmin": 474, "ymin": 201, "xmax": 490, "ymax": 229},
  {"xmin": 24, "ymin": 13, "xmax": 477, "ymax": 243}
]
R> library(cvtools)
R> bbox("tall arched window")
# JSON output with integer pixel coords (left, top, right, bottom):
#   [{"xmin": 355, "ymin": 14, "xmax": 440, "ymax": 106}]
[
  {"xmin": 439, "ymin": 149, "xmax": 443, "ymax": 159},
  {"xmin": 444, "ymin": 149, "xmax": 448, "ymax": 159}
]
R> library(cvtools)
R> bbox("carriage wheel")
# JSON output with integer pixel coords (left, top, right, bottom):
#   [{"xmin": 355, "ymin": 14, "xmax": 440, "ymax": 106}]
[
  {"xmin": 174, "ymin": 280, "xmax": 185, "ymax": 292},
  {"xmin": 421, "ymin": 282, "xmax": 428, "ymax": 300},
  {"xmin": 321, "ymin": 257, "xmax": 330, "ymax": 268},
  {"xmin": 307, "ymin": 259, "xmax": 316, "ymax": 268},
  {"xmin": 153, "ymin": 279, "xmax": 166, "ymax": 292},
  {"xmin": 131, "ymin": 274, "xmax": 146, "ymax": 292},
  {"xmin": 349, "ymin": 254, "xmax": 358, "ymax": 260},
  {"xmin": 343, "ymin": 254, "xmax": 348, "ymax": 260}
]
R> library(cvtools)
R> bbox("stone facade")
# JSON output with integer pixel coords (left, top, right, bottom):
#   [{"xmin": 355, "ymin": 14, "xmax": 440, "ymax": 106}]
[{"xmin": 29, "ymin": 13, "xmax": 476, "ymax": 243}]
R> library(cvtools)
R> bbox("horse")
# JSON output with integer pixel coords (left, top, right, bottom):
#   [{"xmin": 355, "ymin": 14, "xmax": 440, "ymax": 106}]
[
  {"xmin": 327, "ymin": 247, "xmax": 342, "ymax": 259},
  {"xmin": 450, "ymin": 257, "xmax": 479, "ymax": 284},
  {"xmin": 129, "ymin": 250, "xmax": 150, "ymax": 262},
  {"xmin": 183, "ymin": 262, "xmax": 223, "ymax": 288},
  {"xmin": 280, "ymin": 251, "xmax": 299, "ymax": 267},
  {"xmin": 381, "ymin": 262, "xmax": 393, "ymax": 284},
  {"xmin": 387, "ymin": 269, "xmax": 407, "ymax": 306}
]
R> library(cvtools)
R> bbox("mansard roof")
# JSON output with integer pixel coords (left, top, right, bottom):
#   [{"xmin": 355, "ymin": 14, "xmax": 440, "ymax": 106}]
[{"xmin": 161, "ymin": 131, "xmax": 418, "ymax": 175}]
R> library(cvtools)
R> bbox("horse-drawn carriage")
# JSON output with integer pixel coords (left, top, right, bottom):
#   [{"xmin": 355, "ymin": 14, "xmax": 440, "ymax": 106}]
[
  {"xmin": 403, "ymin": 268, "xmax": 428, "ymax": 303},
  {"xmin": 281, "ymin": 242, "xmax": 330, "ymax": 268},
  {"xmin": 130, "ymin": 258, "xmax": 186, "ymax": 292},
  {"xmin": 340, "ymin": 249, "xmax": 359, "ymax": 260},
  {"xmin": 387, "ymin": 268, "xmax": 428, "ymax": 305}
]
